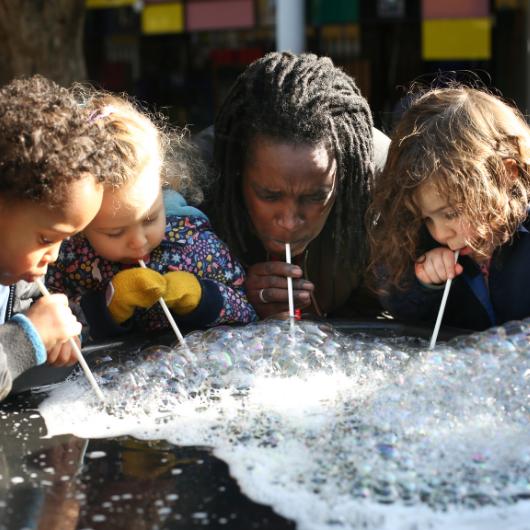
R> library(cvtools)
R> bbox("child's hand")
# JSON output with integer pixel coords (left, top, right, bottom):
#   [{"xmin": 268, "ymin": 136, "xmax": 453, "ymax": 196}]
[
  {"xmin": 26, "ymin": 294, "xmax": 82, "ymax": 352},
  {"xmin": 163, "ymin": 271, "xmax": 202, "ymax": 315},
  {"xmin": 415, "ymin": 247, "xmax": 463, "ymax": 285},
  {"xmin": 107, "ymin": 268, "xmax": 166, "ymax": 324},
  {"xmin": 47, "ymin": 336, "xmax": 81, "ymax": 367}
]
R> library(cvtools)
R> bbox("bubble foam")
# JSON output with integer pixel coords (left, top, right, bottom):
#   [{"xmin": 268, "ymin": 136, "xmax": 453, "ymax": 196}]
[{"xmin": 39, "ymin": 319, "xmax": 530, "ymax": 529}]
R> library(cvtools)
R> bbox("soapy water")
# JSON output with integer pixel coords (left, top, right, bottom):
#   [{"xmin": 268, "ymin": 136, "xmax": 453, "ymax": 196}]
[{"xmin": 39, "ymin": 319, "xmax": 530, "ymax": 530}]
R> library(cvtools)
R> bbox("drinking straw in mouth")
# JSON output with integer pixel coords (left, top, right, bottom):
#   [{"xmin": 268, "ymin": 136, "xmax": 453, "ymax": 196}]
[
  {"xmin": 285, "ymin": 243, "xmax": 295, "ymax": 319},
  {"xmin": 138, "ymin": 260, "xmax": 191, "ymax": 357},
  {"xmin": 35, "ymin": 278, "xmax": 105, "ymax": 403},
  {"xmin": 429, "ymin": 250, "xmax": 460, "ymax": 350}
]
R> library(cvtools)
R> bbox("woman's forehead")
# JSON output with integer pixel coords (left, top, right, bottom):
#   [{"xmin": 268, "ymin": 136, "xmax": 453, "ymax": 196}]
[{"xmin": 246, "ymin": 136, "xmax": 336, "ymax": 184}]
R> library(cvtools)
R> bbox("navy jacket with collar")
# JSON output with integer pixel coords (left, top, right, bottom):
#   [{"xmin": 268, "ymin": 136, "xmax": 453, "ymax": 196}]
[{"xmin": 381, "ymin": 215, "xmax": 530, "ymax": 331}]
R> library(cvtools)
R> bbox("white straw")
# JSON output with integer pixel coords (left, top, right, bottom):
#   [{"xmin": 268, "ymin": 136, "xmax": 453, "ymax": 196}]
[
  {"xmin": 35, "ymin": 279, "xmax": 105, "ymax": 402},
  {"xmin": 138, "ymin": 260, "xmax": 191, "ymax": 356},
  {"xmin": 285, "ymin": 243, "xmax": 295, "ymax": 319},
  {"xmin": 429, "ymin": 250, "xmax": 460, "ymax": 350}
]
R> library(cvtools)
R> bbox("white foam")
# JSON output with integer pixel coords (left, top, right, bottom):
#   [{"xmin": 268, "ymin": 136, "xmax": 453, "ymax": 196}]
[{"xmin": 38, "ymin": 320, "xmax": 530, "ymax": 530}]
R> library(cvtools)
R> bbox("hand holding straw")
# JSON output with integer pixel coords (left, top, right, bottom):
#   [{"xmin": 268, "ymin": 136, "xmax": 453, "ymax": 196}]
[
  {"xmin": 285, "ymin": 243, "xmax": 295, "ymax": 319},
  {"xmin": 138, "ymin": 260, "xmax": 192, "ymax": 360},
  {"xmin": 35, "ymin": 278, "xmax": 105, "ymax": 402},
  {"xmin": 429, "ymin": 250, "xmax": 460, "ymax": 350}
]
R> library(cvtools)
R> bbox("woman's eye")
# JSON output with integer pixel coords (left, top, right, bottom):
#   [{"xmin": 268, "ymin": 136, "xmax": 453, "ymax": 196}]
[
  {"xmin": 259, "ymin": 193, "xmax": 281, "ymax": 202},
  {"xmin": 38, "ymin": 235, "xmax": 53, "ymax": 245},
  {"xmin": 303, "ymin": 194, "xmax": 328, "ymax": 204}
]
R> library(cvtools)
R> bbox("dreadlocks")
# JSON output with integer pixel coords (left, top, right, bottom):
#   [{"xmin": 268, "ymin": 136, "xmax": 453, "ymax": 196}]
[{"xmin": 211, "ymin": 51, "xmax": 374, "ymax": 271}]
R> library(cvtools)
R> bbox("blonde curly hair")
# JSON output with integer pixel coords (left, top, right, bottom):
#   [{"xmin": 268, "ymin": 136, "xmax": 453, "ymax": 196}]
[{"xmin": 74, "ymin": 88, "xmax": 205, "ymax": 204}]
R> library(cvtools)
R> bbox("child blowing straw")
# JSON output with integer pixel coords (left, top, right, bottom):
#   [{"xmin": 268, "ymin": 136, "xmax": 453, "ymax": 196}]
[
  {"xmin": 368, "ymin": 86, "xmax": 530, "ymax": 331},
  {"xmin": 0, "ymin": 76, "xmax": 119, "ymax": 400},
  {"xmin": 47, "ymin": 93, "xmax": 256, "ymax": 339}
]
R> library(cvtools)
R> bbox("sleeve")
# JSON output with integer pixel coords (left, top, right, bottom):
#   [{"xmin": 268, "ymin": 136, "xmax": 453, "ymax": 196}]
[
  {"xmin": 378, "ymin": 266, "xmax": 444, "ymax": 323},
  {"xmin": 372, "ymin": 127, "xmax": 391, "ymax": 176},
  {"xmin": 79, "ymin": 290, "xmax": 134, "ymax": 341},
  {"xmin": 46, "ymin": 239, "xmax": 85, "ymax": 303},
  {"xmin": 0, "ymin": 315, "xmax": 46, "ymax": 401},
  {"xmin": 164, "ymin": 216, "xmax": 258, "ymax": 327},
  {"xmin": 46, "ymin": 238, "xmax": 128, "ymax": 341}
]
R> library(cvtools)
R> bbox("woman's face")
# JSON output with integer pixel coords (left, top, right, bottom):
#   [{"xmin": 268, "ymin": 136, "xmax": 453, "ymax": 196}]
[{"xmin": 242, "ymin": 136, "xmax": 337, "ymax": 257}]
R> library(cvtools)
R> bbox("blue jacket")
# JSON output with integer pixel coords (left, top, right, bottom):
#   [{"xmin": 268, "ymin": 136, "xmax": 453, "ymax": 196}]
[{"xmin": 381, "ymin": 215, "xmax": 530, "ymax": 331}]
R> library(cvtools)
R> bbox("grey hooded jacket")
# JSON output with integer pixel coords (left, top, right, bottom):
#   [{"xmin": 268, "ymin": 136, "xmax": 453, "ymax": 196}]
[{"xmin": 0, "ymin": 281, "xmax": 44, "ymax": 401}]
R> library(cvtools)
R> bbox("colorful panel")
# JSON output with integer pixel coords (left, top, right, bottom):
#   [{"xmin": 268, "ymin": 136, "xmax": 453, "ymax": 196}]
[
  {"xmin": 86, "ymin": 0, "xmax": 135, "ymax": 8},
  {"xmin": 186, "ymin": 0, "xmax": 254, "ymax": 31},
  {"xmin": 142, "ymin": 2, "xmax": 184, "ymax": 34},
  {"xmin": 422, "ymin": 18, "xmax": 491, "ymax": 60},
  {"xmin": 422, "ymin": 0, "xmax": 489, "ymax": 18},
  {"xmin": 495, "ymin": 0, "xmax": 525, "ymax": 7},
  {"xmin": 311, "ymin": 0, "xmax": 359, "ymax": 25}
]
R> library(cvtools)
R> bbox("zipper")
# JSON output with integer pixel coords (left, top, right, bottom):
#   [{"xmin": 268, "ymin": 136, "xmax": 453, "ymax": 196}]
[{"xmin": 5, "ymin": 285, "xmax": 15, "ymax": 321}]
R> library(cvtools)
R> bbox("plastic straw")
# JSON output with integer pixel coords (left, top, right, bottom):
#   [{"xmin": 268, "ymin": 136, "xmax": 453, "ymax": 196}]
[
  {"xmin": 35, "ymin": 279, "xmax": 105, "ymax": 402},
  {"xmin": 429, "ymin": 250, "xmax": 460, "ymax": 350},
  {"xmin": 285, "ymin": 243, "xmax": 295, "ymax": 319},
  {"xmin": 138, "ymin": 260, "xmax": 191, "ymax": 358}
]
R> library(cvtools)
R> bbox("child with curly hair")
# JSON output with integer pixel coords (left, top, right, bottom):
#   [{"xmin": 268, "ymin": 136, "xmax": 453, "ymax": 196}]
[
  {"xmin": 47, "ymin": 93, "xmax": 256, "ymax": 340},
  {"xmin": 368, "ymin": 86, "xmax": 530, "ymax": 331},
  {"xmin": 0, "ymin": 75, "xmax": 120, "ymax": 400}
]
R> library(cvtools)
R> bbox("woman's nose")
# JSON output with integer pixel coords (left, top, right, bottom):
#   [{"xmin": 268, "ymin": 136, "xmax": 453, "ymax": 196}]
[{"xmin": 276, "ymin": 206, "xmax": 303, "ymax": 231}]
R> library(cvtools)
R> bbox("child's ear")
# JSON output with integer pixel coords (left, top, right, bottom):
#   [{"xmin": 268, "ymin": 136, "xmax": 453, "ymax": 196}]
[{"xmin": 503, "ymin": 158, "xmax": 519, "ymax": 180}]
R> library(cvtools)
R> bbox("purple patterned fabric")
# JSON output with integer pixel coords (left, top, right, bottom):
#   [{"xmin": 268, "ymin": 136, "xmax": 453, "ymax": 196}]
[{"xmin": 46, "ymin": 215, "xmax": 257, "ymax": 333}]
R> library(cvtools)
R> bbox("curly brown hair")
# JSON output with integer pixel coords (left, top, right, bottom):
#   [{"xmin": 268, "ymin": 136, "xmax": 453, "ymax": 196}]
[
  {"xmin": 368, "ymin": 86, "xmax": 530, "ymax": 290},
  {"xmin": 0, "ymin": 75, "xmax": 119, "ymax": 206},
  {"xmin": 74, "ymin": 89, "xmax": 205, "ymax": 204}
]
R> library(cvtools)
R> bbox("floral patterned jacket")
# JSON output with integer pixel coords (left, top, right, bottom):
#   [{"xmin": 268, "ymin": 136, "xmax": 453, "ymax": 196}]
[{"xmin": 46, "ymin": 213, "xmax": 257, "ymax": 339}]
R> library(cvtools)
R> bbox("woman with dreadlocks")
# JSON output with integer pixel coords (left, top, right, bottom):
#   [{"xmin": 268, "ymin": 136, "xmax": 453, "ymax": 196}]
[{"xmin": 198, "ymin": 51, "xmax": 390, "ymax": 319}]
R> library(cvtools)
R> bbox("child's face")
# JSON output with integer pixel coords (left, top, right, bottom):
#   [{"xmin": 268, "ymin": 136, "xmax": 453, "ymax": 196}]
[
  {"xmin": 0, "ymin": 177, "xmax": 103, "ymax": 285},
  {"xmin": 415, "ymin": 182, "xmax": 475, "ymax": 256},
  {"xmin": 84, "ymin": 171, "xmax": 166, "ymax": 264}
]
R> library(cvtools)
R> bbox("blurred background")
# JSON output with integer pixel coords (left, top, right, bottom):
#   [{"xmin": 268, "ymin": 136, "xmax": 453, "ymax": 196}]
[{"xmin": 0, "ymin": 0, "xmax": 527, "ymax": 133}]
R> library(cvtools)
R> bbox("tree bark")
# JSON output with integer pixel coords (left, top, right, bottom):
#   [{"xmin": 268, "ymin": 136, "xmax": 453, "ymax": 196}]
[{"xmin": 0, "ymin": 0, "xmax": 86, "ymax": 87}]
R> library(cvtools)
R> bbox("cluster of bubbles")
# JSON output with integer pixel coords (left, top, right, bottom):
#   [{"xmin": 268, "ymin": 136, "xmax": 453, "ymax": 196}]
[
  {"xmin": 95, "ymin": 320, "xmax": 345, "ymax": 414},
  {"xmin": 77, "ymin": 318, "xmax": 530, "ymax": 511}
]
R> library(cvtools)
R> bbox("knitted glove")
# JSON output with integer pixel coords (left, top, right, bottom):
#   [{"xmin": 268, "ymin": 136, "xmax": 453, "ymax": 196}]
[
  {"xmin": 163, "ymin": 271, "xmax": 202, "ymax": 315},
  {"xmin": 107, "ymin": 268, "xmax": 166, "ymax": 324}
]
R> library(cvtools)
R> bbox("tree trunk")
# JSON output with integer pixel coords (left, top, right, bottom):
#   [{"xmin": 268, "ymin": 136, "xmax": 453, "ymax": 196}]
[{"xmin": 0, "ymin": 0, "xmax": 86, "ymax": 87}]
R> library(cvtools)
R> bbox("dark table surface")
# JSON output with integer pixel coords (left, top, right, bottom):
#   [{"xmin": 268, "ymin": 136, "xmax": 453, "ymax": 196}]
[{"xmin": 0, "ymin": 320, "xmax": 468, "ymax": 530}]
